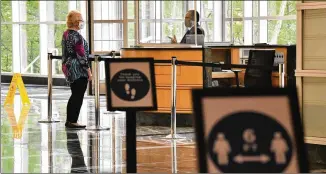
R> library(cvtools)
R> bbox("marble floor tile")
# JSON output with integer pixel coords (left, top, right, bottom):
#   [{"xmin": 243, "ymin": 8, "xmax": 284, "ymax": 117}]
[
  {"xmin": 3, "ymin": 84, "xmax": 326, "ymax": 173},
  {"xmin": 1, "ymin": 84, "xmax": 197, "ymax": 173}
]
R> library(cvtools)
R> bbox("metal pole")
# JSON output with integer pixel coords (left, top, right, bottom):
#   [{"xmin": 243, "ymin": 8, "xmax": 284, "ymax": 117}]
[
  {"xmin": 39, "ymin": 53, "xmax": 59, "ymax": 123},
  {"xmin": 279, "ymin": 63, "xmax": 285, "ymax": 88},
  {"xmin": 112, "ymin": 51, "xmax": 116, "ymax": 58},
  {"xmin": 165, "ymin": 57, "xmax": 184, "ymax": 139},
  {"xmin": 171, "ymin": 57, "xmax": 177, "ymax": 138},
  {"xmin": 86, "ymin": 56, "xmax": 110, "ymax": 131},
  {"xmin": 282, "ymin": 63, "xmax": 285, "ymax": 88},
  {"xmin": 95, "ymin": 55, "xmax": 100, "ymax": 127},
  {"xmin": 48, "ymin": 54, "xmax": 53, "ymax": 119},
  {"xmin": 194, "ymin": 1, "xmax": 197, "ymax": 46}
]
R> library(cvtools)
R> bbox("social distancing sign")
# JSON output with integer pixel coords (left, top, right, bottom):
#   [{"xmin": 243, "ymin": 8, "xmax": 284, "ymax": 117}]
[
  {"xmin": 192, "ymin": 88, "xmax": 308, "ymax": 173},
  {"xmin": 104, "ymin": 58, "xmax": 157, "ymax": 111},
  {"xmin": 104, "ymin": 58, "xmax": 158, "ymax": 173}
]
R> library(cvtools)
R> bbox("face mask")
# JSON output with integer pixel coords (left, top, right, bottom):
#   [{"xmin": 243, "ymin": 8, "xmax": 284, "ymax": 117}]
[
  {"xmin": 185, "ymin": 20, "xmax": 194, "ymax": 28},
  {"xmin": 190, "ymin": 20, "xmax": 194, "ymax": 27},
  {"xmin": 79, "ymin": 21, "xmax": 85, "ymax": 30}
]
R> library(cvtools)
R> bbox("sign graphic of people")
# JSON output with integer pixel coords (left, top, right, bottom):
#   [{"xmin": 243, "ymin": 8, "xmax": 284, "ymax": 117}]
[
  {"xmin": 214, "ymin": 133, "xmax": 231, "ymax": 165},
  {"xmin": 207, "ymin": 111, "xmax": 293, "ymax": 173},
  {"xmin": 242, "ymin": 129, "xmax": 257, "ymax": 152},
  {"xmin": 271, "ymin": 132, "xmax": 289, "ymax": 164}
]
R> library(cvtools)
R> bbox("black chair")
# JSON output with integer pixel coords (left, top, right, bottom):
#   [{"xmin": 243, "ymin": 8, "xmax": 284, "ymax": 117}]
[{"xmin": 233, "ymin": 49, "xmax": 275, "ymax": 88}]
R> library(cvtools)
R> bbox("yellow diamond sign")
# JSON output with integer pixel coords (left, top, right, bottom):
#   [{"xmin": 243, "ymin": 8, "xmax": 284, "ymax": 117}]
[
  {"xmin": 4, "ymin": 73, "xmax": 30, "ymax": 106},
  {"xmin": 4, "ymin": 104, "xmax": 31, "ymax": 139},
  {"xmin": 3, "ymin": 73, "xmax": 31, "ymax": 139}
]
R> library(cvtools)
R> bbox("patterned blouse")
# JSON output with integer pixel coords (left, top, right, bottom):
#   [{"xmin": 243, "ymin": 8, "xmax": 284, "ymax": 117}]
[{"xmin": 61, "ymin": 29, "xmax": 90, "ymax": 83}]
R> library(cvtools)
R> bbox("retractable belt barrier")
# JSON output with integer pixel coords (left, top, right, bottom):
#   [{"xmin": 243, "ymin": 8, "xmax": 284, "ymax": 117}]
[{"xmin": 44, "ymin": 53, "xmax": 285, "ymax": 136}]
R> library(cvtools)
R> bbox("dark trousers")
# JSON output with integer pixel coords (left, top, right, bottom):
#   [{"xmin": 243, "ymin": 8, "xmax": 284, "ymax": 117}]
[{"xmin": 67, "ymin": 77, "xmax": 88, "ymax": 123}]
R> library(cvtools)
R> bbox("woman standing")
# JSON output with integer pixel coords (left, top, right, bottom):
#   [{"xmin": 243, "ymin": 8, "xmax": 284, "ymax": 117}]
[{"xmin": 62, "ymin": 10, "xmax": 92, "ymax": 128}]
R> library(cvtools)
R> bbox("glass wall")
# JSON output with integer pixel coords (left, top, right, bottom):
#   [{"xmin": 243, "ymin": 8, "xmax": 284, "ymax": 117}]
[
  {"xmin": 1, "ymin": 0, "xmax": 297, "ymax": 76},
  {"xmin": 92, "ymin": 1, "xmax": 136, "ymax": 52},
  {"xmin": 1, "ymin": 1, "xmax": 87, "ymax": 75},
  {"xmin": 138, "ymin": 1, "xmax": 222, "ymax": 44},
  {"xmin": 224, "ymin": 1, "xmax": 297, "ymax": 45}
]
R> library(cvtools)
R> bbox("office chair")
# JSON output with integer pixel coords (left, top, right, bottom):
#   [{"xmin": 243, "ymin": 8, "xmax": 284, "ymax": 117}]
[{"xmin": 233, "ymin": 49, "xmax": 275, "ymax": 88}]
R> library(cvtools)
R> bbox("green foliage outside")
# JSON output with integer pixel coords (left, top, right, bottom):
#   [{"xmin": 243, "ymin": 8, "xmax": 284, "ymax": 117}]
[
  {"xmin": 229, "ymin": 1, "xmax": 297, "ymax": 45},
  {"xmin": 0, "ymin": 1, "xmax": 71, "ymax": 73},
  {"xmin": 1, "ymin": 0, "xmax": 297, "ymax": 72}
]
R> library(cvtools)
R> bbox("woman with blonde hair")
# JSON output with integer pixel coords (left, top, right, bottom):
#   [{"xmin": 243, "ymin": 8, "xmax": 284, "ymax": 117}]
[{"xmin": 62, "ymin": 10, "xmax": 92, "ymax": 129}]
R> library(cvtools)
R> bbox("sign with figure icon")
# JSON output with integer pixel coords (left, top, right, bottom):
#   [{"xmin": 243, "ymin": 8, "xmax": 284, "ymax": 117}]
[
  {"xmin": 104, "ymin": 58, "xmax": 157, "ymax": 111},
  {"xmin": 192, "ymin": 87, "xmax": 308, "ymax": 173}
]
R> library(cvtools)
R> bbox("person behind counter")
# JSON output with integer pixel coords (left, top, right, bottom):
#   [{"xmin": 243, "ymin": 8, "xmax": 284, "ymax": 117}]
[{"xmin": 170, "ymin": 10, "xmax": 205, "ymax": 44}]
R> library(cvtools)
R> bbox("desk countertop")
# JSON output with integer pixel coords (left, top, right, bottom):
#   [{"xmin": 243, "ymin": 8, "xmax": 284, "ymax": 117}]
[{"xmin": 212, "ymin": 70, "xmax": 236, "ymax": 79}]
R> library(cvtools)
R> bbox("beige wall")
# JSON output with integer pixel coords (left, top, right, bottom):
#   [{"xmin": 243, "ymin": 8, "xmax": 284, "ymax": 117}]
[{"xmin": 296, "ymin": 2, "xmax": 326, "ymax": 140}]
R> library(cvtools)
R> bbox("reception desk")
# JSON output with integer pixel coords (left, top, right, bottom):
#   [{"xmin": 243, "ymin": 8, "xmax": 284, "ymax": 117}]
[
  {"xmin": 120, "ymin": 47, "xmax": 203, "ymax": 113},
  {"xmin": 117, "ymin": 44, "xmax": 296, "ymax": 113}
]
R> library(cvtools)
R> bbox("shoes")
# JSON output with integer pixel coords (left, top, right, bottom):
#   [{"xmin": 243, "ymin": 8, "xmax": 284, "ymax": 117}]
[{"xmin": 65, "ymin": 122, "xmax": 86, "ymax": 129}]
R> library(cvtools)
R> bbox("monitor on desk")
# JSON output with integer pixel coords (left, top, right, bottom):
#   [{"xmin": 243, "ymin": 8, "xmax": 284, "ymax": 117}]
[{"xmin": 186, "ymin": 34, "xmax": 205, "ymax": 45}]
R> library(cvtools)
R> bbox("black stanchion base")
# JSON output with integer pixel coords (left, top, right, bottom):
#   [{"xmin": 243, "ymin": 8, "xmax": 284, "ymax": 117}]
[{"xmin": 126, "ymin": 111, "xmax": 137, "ymax": 173}]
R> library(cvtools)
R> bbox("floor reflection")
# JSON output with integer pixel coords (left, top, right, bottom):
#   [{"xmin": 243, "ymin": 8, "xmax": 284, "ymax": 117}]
[
  {"xmin": 66, "ymin": 130, "xmax": 88, "ymax": 173},
  {"xmin": 1, "ymin": 85, "xmax": 196, "ymax": 173}
]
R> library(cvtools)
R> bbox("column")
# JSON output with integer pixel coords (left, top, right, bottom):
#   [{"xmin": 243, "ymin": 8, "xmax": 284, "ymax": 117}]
[
  {"xmin": 19, "ymin": 1, "xmax": 27, "ymax": 72},
  {"xmin": 39, "ymin": 1, "xmax": 48, "ymax": 75},
  {"xmin": 244, "ymin": 1, "xmax": 253, "ymax": 45},
  {"xmin": 259, "ymin": 1, "xmax": 268, "ymax": 43},
  {"xmin": 213, "ymin": 1, "xmax": 223, "ymax": 42},
  {"xmin": 12, "ymin": 1, "xmax": 21, "ymax": 73},
  {"xmin": 79, "ymin": 1, "xmax": 87, "ymax": 38},
  {"xmin": 155, "ymin": 1, "xmax": 161, "ymax": 42},
  {"xmin": 47, "ymin": 1, "xmax": 55, "ymax": 74},
  {"xmin": 68, "ymin": 1, "xmax": 77, "ymax": 11}
]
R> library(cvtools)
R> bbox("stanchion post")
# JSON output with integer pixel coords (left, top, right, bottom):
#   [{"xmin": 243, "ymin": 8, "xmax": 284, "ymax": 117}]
[
  {"xmin": 95, "ymin": 55, "xmax": 100, "ymax": 126},
  {"xmin": 171, "ymin": 57, "xmax": 177, "ymax": 137},
  {"xmin": 165, "ymin": 56, "xmax": 184, "ymax": 139},
  {"xmin": 112, "ymin": 51, "xmax": 116, "ymax": 58},
  {"xmin": 48, "ymin": 53, "xmax": 53, "ymax": 118},
  {"xmin": 39, "ymin": 53, "xmax": 60, "ymax": 123},
  {"xmin": 279, "ymin": 63, "xmax": 285, "ymax": 88},
  {"xmin": 86, "ymin": 55, "xmax": 110, "ymax": 131},
  {"xmin": 282, "ymin": 63, "xmax": 285, "ymax": 88}
]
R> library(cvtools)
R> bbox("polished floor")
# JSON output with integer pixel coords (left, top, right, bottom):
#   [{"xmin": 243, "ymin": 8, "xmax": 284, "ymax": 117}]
[
  {"xmin": 3, "ymin": 84, "xmax": 326, "ymax": 173},
  {"xmin": 1, "ymin": 84, "xmax": 196, "ymax": 173}
]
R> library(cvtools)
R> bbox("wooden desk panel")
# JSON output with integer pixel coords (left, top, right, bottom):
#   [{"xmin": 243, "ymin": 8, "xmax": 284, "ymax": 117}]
[{"xmin": 121, "ymin": 49, "xmax": 203, "ymax": 113}]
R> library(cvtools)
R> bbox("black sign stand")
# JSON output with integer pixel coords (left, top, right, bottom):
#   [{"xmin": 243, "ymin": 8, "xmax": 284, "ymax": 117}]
[
  {"xmin": 126, "ymin": 111, "xmax": 137, "ymax": 172},
  {"xmin": 104, "ymin": 58, "xmax": 157, "ymax": 173}
]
